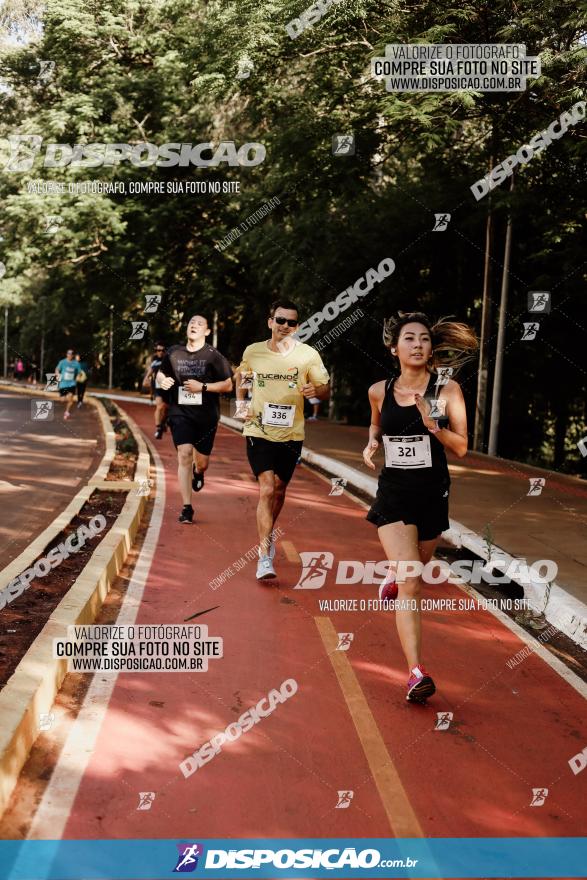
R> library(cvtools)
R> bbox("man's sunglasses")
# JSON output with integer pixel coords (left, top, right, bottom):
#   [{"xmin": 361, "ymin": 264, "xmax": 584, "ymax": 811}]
[{"xmin": 273, "ymin": 317, "xmax": 298, "ymax": 327}]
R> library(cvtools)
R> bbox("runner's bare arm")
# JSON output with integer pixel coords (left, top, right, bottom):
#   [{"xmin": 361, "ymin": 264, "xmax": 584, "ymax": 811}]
[
  {"xmin": 183, "ymin": 378, "xmax": 233, "ymax": 393},
  {"xmin": 301, "ymin": 382, "xmax": 330, "ymax": 399},
  {"xmin": 363, "ymin": 381, "xmax": 385, "ymax": 469},
  {"xmin": 415, "ymin": 379, "xmax": 468, "ymax": 458},
  {"xmin": 157, "ymin": 371, "xmax": 175, "ymax": 391}
]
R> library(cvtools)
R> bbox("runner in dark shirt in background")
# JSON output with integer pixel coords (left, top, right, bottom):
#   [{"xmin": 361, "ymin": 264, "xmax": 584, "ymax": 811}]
[
  {"xmin": 142, "ymin": 342, "xmax": 169, "ymax": 439},
  {"xmin": 158, "ymin": 316, "xmax": 233, "ymax": 523},
  {"xmin": 75, "ymin": 353, "xmax": 89, "ymax": 407}
]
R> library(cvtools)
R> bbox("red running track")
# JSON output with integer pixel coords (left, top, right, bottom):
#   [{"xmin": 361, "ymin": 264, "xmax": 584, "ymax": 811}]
[{"xmin": 47, "ymin": 403, "xmax": 587, "ymax": 842}]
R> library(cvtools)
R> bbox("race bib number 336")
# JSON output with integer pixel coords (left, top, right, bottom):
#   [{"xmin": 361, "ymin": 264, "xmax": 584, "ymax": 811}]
[
  {"xmin": 262, "ymin": 403, "xmax": 295, "ymax": 427},
  {"xmin": 383, "ymin": 434, "xmax": 432, "ymax": 469}
]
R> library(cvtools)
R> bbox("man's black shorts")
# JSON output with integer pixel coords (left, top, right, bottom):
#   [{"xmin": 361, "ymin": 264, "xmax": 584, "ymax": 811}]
[
  {"xmin": 246, "ymin": 436, "xmax": 303, "ymax": 484},
  {"xmin": 59, "ymin": 386, "xmax": 76, "ymax": 397},
  {"xmin": 168, "ymin": 416, "xmax": 218, "ymax": 455},
  {"xmin": 366, "ymin": 478, "xmax": 450, "ymax": 542}
]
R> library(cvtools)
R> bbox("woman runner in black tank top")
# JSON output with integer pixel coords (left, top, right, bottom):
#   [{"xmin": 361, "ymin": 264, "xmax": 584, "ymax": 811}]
[
  {"xmin": 363, "ymin": 312, "xmax": 477, "ymax": 704},
  {"xmin": 378, "ymin": 373, "xmax": 450, "ymax": 490}
]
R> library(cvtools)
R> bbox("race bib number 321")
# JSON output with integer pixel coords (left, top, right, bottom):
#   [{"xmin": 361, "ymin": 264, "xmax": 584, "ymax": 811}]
[{"xmin": 383, "ymin": 434, "xmax": 432, "ymax": 469}]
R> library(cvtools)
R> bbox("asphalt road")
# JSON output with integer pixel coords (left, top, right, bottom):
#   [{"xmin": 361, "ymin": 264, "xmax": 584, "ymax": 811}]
[
  {"xmin": 0, "ymin": 391, "xmax": 104, "ymax": 567},
  {"xmin": 6, "ymin": 402, "xmax": 583, "ymax": 849}
]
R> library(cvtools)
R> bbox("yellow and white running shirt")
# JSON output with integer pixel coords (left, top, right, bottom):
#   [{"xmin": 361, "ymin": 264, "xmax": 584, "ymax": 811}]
[{"xmin": 237, "ymin": 340, "xmax": 329, "ymax": 442}]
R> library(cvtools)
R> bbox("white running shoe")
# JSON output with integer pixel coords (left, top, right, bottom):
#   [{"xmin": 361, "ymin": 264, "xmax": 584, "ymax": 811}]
[
  {"xmin": 259, "ymin": 539, "xmax": 276, "ymax": 559},
  {"xmin": 256, "ymin": 555, "xmax": 276, "ymax": 580}
]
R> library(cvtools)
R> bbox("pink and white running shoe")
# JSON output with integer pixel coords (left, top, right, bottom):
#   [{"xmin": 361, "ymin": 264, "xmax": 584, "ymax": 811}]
[
  {"xmin": 406, "ymin": 665, "xmax": 436, "ymax": 703},
  {"xmin": 378, "ymin": 571, "xmax": 398, "ymax": 601}
]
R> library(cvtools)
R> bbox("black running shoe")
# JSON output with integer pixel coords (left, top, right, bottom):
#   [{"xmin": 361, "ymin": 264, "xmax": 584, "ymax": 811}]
[
  {"xmin": 192, "ymin": 465, "xmax": 204, "ymax": 492},
  {"xmin": 178, "ymin": 504, "xmax": 194, "ymax": 524},
  {"xmin": 154, "ymin": 425, "xmax": 163, "ymax": 440}
]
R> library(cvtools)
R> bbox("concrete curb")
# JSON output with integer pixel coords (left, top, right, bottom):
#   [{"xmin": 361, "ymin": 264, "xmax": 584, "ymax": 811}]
[
  {"xmin": 91, "ymin": 392, "xmax": 152, "ymax": 406},
  {"xmin": 444, "ymin": 519, "xmax": 587, "ymax": 650},
  {"xmin": 219, "ymin": 415, "xmax": 587, "ymax": 651},
  {"xmin": 0, "ymin": 394, "xmax": 150, "ymax": 817}
]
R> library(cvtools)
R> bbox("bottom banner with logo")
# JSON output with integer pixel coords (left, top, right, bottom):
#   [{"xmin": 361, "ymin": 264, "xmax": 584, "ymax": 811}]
[{"xmin": 1, "ymin": 837, "xmax": 586, "ymax": 879}]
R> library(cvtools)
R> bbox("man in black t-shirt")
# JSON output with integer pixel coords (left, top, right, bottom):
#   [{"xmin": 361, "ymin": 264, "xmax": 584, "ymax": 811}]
[{"xmin": 158, "ymin": 315, "xmax": 233, "ymax": 523}]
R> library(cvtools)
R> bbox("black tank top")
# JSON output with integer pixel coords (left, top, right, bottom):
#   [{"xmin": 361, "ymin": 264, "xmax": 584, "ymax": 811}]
[{"xmin": 379, "ymin": 374, "xmax": 450, "ymax": 488}]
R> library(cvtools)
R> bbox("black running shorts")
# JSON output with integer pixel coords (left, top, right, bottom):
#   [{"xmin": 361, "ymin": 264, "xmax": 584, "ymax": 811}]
[
  {"xmin": 246, "ymin": 436, "xmax": 303, "ymax": 484},
  {"xmin": 58, "ymin": 386, "xmax": 76, "ymax": 397},
  {"xmin": 366, "ymin": 478, "xmax": 450, "ymax": 542},
  {"xmin": 168, "ymin": 416, "xmax": 218, "ymax": 455}
]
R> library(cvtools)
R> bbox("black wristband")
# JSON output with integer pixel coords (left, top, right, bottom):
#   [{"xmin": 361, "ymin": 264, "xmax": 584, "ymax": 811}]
[{"xmin": 201, "ymin": 383, "xmax": 208, "ymax": 392}]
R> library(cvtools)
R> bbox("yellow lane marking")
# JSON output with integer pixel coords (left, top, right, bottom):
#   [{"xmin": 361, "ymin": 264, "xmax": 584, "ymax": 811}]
[
  {"xmin": 281, "ymin": 540, "xmax": 301, "ymax": 563},
  {"xmin": 314, "ymin": 616, "xmax": 425, "ymax": 838}
]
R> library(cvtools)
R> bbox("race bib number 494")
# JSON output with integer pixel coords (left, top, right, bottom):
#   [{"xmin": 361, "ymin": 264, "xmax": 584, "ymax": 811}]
[
  {"xmin": 383, "ymin": 434, "xmax": 432, "ymax": 469},
  {"xmin": 178, "ymin": 387, "xmax": 202, "ymax": 405},
  {"xmin": 262, "ymin": 403, "xmax": 295, "ymax": 427}
]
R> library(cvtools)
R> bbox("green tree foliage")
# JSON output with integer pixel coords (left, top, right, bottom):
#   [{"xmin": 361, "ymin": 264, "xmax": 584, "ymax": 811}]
[{"xmin": 0, "ymin": 0, "xmax": 585, "ymax": 470}]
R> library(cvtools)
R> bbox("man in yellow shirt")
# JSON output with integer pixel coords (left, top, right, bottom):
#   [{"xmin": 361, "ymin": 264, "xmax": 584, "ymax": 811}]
[{"xmin": 236, "ymin": 300, "xmax": 330, "ymax": 580}]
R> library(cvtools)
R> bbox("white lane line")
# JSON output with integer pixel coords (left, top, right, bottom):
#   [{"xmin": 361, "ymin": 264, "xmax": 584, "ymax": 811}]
[
  {"xmin": 26, "ymin": 437, "xmax": 165, "ymax": 842},
  {"xmin": 449, "ymin": 575, "xmax": 587, "ymax": 700}
]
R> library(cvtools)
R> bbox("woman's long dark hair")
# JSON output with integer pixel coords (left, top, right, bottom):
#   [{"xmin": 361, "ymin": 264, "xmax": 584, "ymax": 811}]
[{"xmin": 383, "ymin": 311, "xmax": 479, "ymax": 373}]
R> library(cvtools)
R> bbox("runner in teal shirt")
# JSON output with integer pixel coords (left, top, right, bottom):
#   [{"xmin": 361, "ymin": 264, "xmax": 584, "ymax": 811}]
[{"xmin": 55, "ymin": 348, "xmax": 80, "ymax": 420}]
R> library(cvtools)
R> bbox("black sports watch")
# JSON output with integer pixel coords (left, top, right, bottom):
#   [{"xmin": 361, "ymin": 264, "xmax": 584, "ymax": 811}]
[{"xmin": 201, "ymin": 383, "xmax": 208, "ymax": 392}]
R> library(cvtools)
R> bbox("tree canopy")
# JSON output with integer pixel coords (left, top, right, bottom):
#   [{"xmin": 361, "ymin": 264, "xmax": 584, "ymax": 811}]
[{"xmin": 1, "ymin": 0, "xmax": 586, "ymax": 471}]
